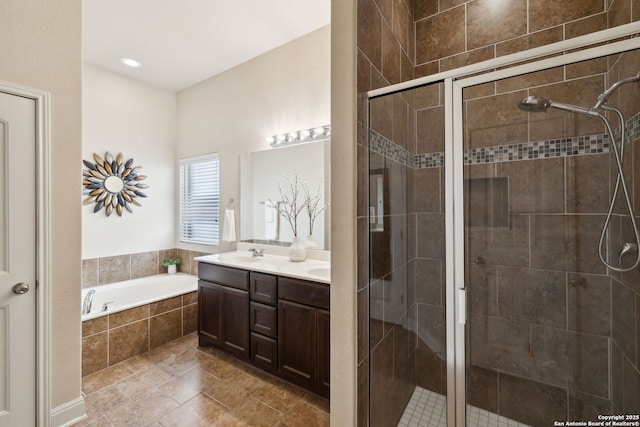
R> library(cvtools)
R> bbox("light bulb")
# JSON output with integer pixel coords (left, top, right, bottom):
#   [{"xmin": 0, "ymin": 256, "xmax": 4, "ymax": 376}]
[{"xmin": 313, "ymin": 127, "xmax": 325, "ymax": 137}]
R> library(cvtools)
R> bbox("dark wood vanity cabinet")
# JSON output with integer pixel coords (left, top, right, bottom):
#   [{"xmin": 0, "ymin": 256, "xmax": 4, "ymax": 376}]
[
  {"xmin": 249, "ymin": 272, "xmax": 278, "ymax": 371},
  {"xmin": 198, "ymin": 263, "xmax": 249, "ymax": 359},
  {"xmin": 198, "ymin": 262, "xmax": 330, "ymax": 398},
  {"xmin": 220, "ymin": 286, "xmax": 249, "ymax": 357},
  {"xmin": 198, "ymin": 280, "xmax": 222, "ymax": 345},
  {"xmin": 278, "ymin": 276, "xmax": 330, "ymax": 397},
  {"xmin": 316, "ymin": 309, "xmax": 330, "ymax": 396}
]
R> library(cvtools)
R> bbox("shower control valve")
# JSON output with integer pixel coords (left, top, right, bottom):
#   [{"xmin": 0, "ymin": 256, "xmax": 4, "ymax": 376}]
[{"xmin": 618, "ymin": 242, "xmax": 638, "ymax": 266}]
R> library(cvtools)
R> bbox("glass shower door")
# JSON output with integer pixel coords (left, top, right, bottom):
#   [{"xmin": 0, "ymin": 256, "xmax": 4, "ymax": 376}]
[
  {"xmin": 461, "ymin": 49, "xmax": 640, "ymax": 426},
  {"xmin": 368, "ymin": 81, "xmax": 449, "ymax": 427}
]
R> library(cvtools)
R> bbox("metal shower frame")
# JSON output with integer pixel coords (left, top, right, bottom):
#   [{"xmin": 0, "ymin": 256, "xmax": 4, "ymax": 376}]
[{"xmin": 367, "ymin": 22, "xmax": 640, "ymax": 427}]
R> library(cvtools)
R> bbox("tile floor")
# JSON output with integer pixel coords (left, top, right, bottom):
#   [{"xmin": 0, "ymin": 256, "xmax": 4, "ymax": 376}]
[
  {"xmin": 74, "ymin": 332, "xmax": 330, "ymax": 427},
  {"xmin": 398, "ymin": 387, "xmax": 530, "ymax": 427}
]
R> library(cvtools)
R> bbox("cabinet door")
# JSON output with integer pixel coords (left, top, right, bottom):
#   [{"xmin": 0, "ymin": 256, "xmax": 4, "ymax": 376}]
[
  {"xmin": 316, "ymin": 309, "xmax": 330, "ymax": 397},
  {"xmin": 198, "ymin": 280, "xmax": 221, "ymax": 346},
  {"xmin": 278, "ymin": 299, "xmax": 316, "ymax": 389},
  {"xmin": 221, "ymin": 286, "xmax": 250, "ymax": 358}
]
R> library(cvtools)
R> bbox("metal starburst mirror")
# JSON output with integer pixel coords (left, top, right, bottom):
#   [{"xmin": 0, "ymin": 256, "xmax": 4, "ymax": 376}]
[{"xmin": 82, "ymin": 151, "xmax": 149, "ymax": 217}]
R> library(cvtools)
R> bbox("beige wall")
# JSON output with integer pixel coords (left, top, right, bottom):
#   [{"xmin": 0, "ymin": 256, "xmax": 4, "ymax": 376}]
[
  {"xmin": 82, "ymin": 64, "xmax": 177, "ymax": 259},
  {"xmin": 0, "ymin": 0, "xmax": 82, "ymax": 409},
  {"xmin": 176, "ymin": 25, "xmax": 330, "ymax": 254}
]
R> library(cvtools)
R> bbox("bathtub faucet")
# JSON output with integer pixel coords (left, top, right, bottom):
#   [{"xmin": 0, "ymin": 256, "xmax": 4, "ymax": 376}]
[
  {"xmin": 82, "ymin": 290, "xmax": 95, "ymax": 315},
  {"xmin": 249, "ymin": 248, "xmax": 264, "ymax": 257}
]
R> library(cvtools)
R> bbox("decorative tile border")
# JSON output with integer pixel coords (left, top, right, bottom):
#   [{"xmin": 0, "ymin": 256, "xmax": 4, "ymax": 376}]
[
  {"xmin": 369, "ymin": 112, "xmax": 640, "ymax": 169},
  {"xmin": 464, "ymin": 134, "xmax": 610, "ymax": 165},
  {"xmin": 369, "ymin": 131, "xmax": 416, "ymax": 168}
]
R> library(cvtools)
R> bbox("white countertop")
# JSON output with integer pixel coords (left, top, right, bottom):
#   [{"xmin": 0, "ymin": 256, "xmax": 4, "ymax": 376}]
[{"xmin": 194, "ymin": 251, "xmax": 331, "ymax": 284}]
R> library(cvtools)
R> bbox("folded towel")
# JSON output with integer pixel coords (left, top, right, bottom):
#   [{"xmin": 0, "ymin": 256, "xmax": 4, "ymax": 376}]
[
  {"xmin": 222, "ymin": 208, "xmax": 236, "ymax": 242},
  {"xmin": 265, "ymin": 201, "xmax": 277, "ymax": 240}
]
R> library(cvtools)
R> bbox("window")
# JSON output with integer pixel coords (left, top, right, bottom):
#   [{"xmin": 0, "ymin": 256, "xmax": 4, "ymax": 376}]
[{"xmin": 179, "ymin": 154, "xmax": 220, "ymax": 245}]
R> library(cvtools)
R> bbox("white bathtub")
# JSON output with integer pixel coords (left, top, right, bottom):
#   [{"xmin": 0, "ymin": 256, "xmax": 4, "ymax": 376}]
[{"xmin": 81, "ymin": 273, "xmax": 198, "ymax": 321}]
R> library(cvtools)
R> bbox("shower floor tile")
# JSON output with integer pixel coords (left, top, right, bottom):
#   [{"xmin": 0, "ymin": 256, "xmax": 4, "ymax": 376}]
[{"xmin": 398, "ymin": 387, "xmax": 530, "ymax": 427}]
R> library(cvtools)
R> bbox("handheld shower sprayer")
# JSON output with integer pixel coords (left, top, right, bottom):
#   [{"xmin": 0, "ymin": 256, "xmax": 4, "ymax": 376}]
[
  {"xmin": 517, "ymin": 95, "xmax": 600, "ymax": 117},
  {"xmin": 518, "ymin": 74, "xmax": 640, "ymax": 272}
]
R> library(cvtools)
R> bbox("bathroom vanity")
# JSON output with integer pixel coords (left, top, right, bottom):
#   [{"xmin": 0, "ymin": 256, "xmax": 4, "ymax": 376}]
[{"xmin": 195, "ymin": 251, "xmax": 330, "ymax": 397}]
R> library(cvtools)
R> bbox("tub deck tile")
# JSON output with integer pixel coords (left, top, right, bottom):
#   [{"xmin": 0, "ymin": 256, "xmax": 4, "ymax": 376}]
[
  {"xmin": 150, "ymin": 295, "xmax": 181, "ymax": 316},
  {"xmin": 109, "ymin": 305, "xmax": 150, "ymax": 329}
]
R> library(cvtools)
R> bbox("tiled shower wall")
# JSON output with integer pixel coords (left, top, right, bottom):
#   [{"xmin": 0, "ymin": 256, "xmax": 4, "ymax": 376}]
[
  {"xmin": 357, "ymin": 0, "xmax": 416, "ymax": 425},
  {"xmin": 459, "ymin": 50, "xmax": 640, "ymax": 423},
  {"xmin": 81, "ymin": 248, "xmax": 209, "ymax": 288},
  {"xmin": 606, "ymin": 49, "xmax": 640, "ymax": 416},
  {"xmin": 357, "ymin": 0, "xmax": 640, "ymax": 425}
]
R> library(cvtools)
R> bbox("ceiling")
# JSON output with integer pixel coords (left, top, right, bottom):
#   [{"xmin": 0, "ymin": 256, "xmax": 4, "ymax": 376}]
[{"xmin": 82, "ymin": 0, "xmax": 331, "ymax": 91}]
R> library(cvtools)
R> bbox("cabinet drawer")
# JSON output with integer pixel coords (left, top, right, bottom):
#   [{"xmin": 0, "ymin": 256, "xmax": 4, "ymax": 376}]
[
  {"xmin": 250, "ymin": 272, "xmax": 277, "ymax": 305},
  {"xmin": 251, "ymin": 332, "xmax": 278, "ymax": 371},
  {"xmin": 278, "ymin": 277, "xmax": 329, "ymax": 310},
  {"xmin": 198, "ymin": 262, "xmax": 249, "ymax": 290},
  {"xmin": 250, "ymin": 302, "xmax": 277, "ymax": 338}
]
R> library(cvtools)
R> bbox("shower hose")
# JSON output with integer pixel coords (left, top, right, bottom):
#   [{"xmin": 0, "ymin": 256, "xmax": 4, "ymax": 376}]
[{"xmin": 596, "ymin": 105, "xmax": 640, "ymax": 272}]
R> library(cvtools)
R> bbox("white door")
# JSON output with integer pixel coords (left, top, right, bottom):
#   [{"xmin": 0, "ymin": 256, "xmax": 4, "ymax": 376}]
[{"xmin": 0, "ymin": 91, "xmax": 37, "ymax": 426}]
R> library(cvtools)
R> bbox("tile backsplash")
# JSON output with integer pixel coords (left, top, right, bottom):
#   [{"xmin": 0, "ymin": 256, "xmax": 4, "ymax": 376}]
[{"xmin": 82, "ymin": 248, "xmax": 210, "ymax": 288}]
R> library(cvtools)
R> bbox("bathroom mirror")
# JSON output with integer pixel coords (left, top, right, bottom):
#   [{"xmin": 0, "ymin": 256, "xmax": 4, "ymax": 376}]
[
  {"xmin": 240, "ymin": 140, "xmax": 331, "ymax": 250},
  {"xmin": 104, "ymin": 176, "xmax": 125, "ymax": 193}
]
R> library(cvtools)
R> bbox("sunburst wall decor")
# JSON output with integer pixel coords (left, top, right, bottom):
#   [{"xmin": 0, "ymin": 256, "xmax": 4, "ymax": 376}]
[{"xmin": 82, "ymin": 151, "xmax": 149, "ymax": 217}]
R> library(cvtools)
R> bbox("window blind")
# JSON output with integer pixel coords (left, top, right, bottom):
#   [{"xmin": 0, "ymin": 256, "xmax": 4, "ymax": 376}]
[{"xmin": 179, "ymin": 154, "xmax": 220, "ymax": 245}]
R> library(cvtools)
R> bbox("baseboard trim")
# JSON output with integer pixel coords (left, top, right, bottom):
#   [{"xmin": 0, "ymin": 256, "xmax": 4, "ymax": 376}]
[{"xmin": 51, "ymin": 396, "xmax": 86, "ymax": 427}]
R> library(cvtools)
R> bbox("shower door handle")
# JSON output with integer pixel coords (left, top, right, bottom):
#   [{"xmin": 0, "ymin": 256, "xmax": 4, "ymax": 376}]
[{"xmin": 458, "ymin": 288, "xmax": 466, "ymax": 324}]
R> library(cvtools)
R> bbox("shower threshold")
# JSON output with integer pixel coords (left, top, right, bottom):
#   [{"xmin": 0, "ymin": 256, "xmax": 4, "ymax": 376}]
[{"xmin": 398, "ymin": 387, "xmax": 531, "ymax": 427}]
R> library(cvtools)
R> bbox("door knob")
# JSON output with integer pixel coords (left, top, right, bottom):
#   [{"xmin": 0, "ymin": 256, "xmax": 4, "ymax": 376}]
[{"xmin": 12, "ymin": 283, "xmax": 29, "ymax": 294}]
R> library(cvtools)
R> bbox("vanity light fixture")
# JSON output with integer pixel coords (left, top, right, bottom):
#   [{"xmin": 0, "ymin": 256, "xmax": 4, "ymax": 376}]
[
  {"xmin": 120, "ymin": 57, "xmax": 142, "ymax": 68},
  {"xmin": 268, "ymin": 125, "xmax": 330, "ymax": 148}
]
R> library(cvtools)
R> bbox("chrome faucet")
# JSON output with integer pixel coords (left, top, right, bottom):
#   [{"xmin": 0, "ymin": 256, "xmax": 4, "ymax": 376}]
[
  {"xmin": 82, "ymin": 290, "xmax": 95, "ymax": 315},
  {"xmin": 249, "ymin": 248, "xmax": 265, "ymax": 257},
  {"xmin": 102, "ymin": 301, "xmax": 113, "ymax": 312}
]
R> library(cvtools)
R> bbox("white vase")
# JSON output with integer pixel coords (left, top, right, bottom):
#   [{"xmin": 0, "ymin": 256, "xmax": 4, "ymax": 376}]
[
  {"xmin": 289, "ymin": 236, "xmax": 307, "ymax": 262},
  {"xmin": 304, "ymin": 234, "xmax": 319, "ymax": 249},
  {"xmin": 167, "ymin": 264, "xmax": 177, "ymax": 274}
]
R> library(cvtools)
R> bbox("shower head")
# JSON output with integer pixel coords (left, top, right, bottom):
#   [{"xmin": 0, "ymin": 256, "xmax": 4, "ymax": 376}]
[
  {"xmin": 518, "ymin": 95, "xmax": 600, "ymax": 117},
  {"xmin": 517, "ymin": 95, "xmax": 550, "ymax": 113}
]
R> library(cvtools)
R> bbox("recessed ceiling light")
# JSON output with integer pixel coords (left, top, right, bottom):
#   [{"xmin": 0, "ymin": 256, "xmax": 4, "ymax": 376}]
[{"xmin": 120, "ymin": 58, "xmax": 142, "ymax": 68}]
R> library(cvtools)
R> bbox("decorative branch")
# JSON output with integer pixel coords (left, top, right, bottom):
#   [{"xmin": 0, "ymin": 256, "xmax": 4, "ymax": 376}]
[
  {"xmin": 302, "ymin": 180, "xmax": 328, "ymax": 235},
  {"xmin": 269, "ymin": 174, "xmax": 306, "ymax": 237}
]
